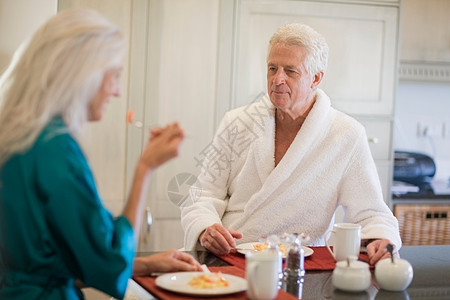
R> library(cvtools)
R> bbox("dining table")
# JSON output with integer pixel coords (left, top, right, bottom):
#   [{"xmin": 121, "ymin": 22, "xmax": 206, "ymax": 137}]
[{"xmin": 131, "ymin": 245, "xmax": 450, "ymax": 300}]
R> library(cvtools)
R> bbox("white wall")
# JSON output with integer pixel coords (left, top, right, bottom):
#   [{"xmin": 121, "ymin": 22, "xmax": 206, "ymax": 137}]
[
  {"xmin": 0, "ymin": 0, "xmax": 57, "ymax": 72},
  {"xmin": 393, "ymin": 81, "xmax": 450, "ymax": 181}
]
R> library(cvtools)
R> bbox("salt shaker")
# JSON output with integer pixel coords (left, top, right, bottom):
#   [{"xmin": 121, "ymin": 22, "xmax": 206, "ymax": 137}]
[
  {"xmin": 281, "ymin": 233, "xmax": 305, "ymax": 298},
  {"xmin": 265, "ymin": 235, "xmax": 283, "ymax": 288}
]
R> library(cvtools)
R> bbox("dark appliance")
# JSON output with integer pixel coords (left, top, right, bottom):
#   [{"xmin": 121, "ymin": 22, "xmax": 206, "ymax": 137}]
[{"xmin": 393, "ymin": 151, "xmax": 436, "ymax": 185}]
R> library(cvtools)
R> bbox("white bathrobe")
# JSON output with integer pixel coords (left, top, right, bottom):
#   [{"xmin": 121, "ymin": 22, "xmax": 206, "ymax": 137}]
[{"xmin": 181, "ymin": 89, "xmax": 401, "ymax": 251}]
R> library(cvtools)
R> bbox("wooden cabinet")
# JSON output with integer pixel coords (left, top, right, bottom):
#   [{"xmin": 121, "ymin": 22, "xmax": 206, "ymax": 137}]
[
  {"xmin": 398, "ymin": 0, "xmax": 450, "ymax": 82},
  {"xmin": 217, "ymin": 0, "xmax": 399, "ymax": 117},
  {"xmin": 400, "ymin": 0, "xmax": 450, "ymax": 63},
  {"xmin": 127, "ymin": 0, "xmax": 220, "ymax": 251},
  {"xmin": 357, "ymin": 118, "xmax": 394, "ymax": 205}
]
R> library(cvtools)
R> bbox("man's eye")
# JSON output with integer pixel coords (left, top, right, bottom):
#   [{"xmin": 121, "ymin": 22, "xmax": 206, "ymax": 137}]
[{"xmin": 286, "ymin": 70, "xmax": 299, "ymax": 76}]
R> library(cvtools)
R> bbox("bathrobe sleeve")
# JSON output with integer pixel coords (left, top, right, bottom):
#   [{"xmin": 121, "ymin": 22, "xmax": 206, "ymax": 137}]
[
  {"xmin": 337, "ymin": 127, "xmax": 402, "ymax": 251},
  {"xmin": 181, "ymin": 112, "xmax": 236, "ymax": 250},
  {"xmin": 35, "ymin": 133, "xmax": 135, "ymax": 299}
]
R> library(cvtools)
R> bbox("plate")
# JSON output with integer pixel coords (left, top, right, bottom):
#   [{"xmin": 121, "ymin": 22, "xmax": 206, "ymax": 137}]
[
  {"xmin": 236, "ymin": 242, "xmax": 314, "ymax": 258},
  {"xmin": 155, "ymin": 272, "xmax": 247, "ymax": 296}
]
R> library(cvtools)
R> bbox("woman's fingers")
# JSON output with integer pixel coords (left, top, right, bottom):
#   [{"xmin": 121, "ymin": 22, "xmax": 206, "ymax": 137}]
[{"xmin": 140, "ymin": 123, "xmax": 185, "ymax": 169}]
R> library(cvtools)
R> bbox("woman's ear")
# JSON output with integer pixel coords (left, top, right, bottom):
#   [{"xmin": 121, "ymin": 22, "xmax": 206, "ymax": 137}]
[{"xmin": 311, "ymin": 71, "xmax": 324, "ymax": 89}]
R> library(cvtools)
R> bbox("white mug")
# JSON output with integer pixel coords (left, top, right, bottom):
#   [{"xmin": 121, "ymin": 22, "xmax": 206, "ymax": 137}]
[
  {"xmin": 324, "ymin": 223, "xmax": 361, "ymax": 261},
  {"xmin": 246, "ymin": 251, "xmax": 279, "ymax": 300}
]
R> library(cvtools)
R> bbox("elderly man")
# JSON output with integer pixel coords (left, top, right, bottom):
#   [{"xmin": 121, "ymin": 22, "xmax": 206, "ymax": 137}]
[{"xmin": 181, "ymin": 23, "xmax": 401, "ymax": 265}]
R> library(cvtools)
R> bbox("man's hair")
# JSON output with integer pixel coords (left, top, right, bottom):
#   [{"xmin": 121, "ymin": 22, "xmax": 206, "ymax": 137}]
[{"xmin": 268, "ymin": 23, "xmax": 329, "ymax": 76}]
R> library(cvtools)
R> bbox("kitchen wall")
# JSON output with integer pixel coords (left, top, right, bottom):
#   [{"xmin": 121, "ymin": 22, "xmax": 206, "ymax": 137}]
[
  {"xmin": 395, "ymin": 0, "xmax": 450, "ymax": 184},
  {"xmin": 0, "ymin": 0, "xmax": 57, "ymax": 72},
  {"xmin": 394, "ymin": 80, "xmax": 450, "ymax": 181}
]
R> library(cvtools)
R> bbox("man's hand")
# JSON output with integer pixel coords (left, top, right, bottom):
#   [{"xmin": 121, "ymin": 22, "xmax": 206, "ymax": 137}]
[
  {"xmin": 200, "ymin": 223, "xmax": 243, "ymax": 256},
  {"xmin": 366, "ymin": 239, "xmax": 392, "ymax": 265}
]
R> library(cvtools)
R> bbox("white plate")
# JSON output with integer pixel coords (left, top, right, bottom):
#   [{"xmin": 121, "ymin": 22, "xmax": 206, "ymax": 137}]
[
  {"xmin": 155, "ymin": 272, "xmax": 246, "ymax": 296},
  {"xmin": 236, "ymin": 242, "xmax": 314, "ymax": 258},
  {"xmin": 303, "ymin": 246, "xmax": 314, "ymax": 257}
]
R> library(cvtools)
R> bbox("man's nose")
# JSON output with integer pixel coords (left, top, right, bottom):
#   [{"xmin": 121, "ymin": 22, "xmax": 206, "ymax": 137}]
[{"xmin": 273, "ymin": 69, "xmax": 286, "ymax": 85}]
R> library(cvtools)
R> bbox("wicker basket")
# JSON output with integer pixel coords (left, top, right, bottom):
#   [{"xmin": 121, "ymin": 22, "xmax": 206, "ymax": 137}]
[{"xmin": 394, "ymin": 204, "xmax": 450, "ymax": 245}]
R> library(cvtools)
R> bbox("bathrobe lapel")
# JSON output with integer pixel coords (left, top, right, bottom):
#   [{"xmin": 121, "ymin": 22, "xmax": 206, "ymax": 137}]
[
  {"xmin": 250, "ymin": 94, "xmax": 276, "ymax": 184},
  {"xmin": 242, "ymin": 89, "xmax": 334, "ymax": 218}
]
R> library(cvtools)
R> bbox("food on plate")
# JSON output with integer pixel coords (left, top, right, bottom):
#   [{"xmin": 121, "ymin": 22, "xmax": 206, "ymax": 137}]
[
  {"xmin": 253, "ymin": 243, "xmax": 287, "ymax": 256},
  {"xmin": 188, "ymin": 273, "xmax": 229, "ymax": 289}
]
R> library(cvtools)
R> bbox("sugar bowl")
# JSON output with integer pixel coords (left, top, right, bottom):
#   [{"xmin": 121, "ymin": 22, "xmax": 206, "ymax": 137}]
[{"xmin": 332, "ymin": 256, "xmax": 371, "ymax": 292}]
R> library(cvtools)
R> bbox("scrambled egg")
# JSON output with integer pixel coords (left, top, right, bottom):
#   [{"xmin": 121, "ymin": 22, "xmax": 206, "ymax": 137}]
[
  {"xmin": 253, "ymin": 243, "xmax": 287, "ymax": 256},
  {"xmin": 188, "ymin": 273, "xmax": 229, "ymax": 289}
]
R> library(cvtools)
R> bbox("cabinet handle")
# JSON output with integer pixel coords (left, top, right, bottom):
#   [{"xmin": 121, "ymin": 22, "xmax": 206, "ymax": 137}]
[
  {"xmin": 143, "ymin": 206, "xmax": 152, "ymax": 243},
  {"xmin": 368, "ymin": 137, "xmax": 379, "ymax": 144}
]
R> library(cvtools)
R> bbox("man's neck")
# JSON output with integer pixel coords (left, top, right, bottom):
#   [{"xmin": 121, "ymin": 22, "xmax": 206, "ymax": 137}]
[{"xmin": 275, "ymin": 96, "xmax": 316, "ymax": 132}]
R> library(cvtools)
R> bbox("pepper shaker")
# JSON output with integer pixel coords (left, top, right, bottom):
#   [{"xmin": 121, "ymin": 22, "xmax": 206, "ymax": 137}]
[{"xmin": 281, "ymin": 233, "xmax": 305, "ymax": 298}]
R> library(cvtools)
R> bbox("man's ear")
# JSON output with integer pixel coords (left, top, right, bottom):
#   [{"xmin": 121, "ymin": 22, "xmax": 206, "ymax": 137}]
[{"xmin": 311, "ymin": 71, "xmax": 324, "ymax": 89}]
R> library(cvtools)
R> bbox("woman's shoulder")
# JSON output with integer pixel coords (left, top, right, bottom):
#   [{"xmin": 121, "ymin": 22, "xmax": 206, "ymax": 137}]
[
  {"xmin": 37, "ymin": 118, "xmax": 77, "ymax": 147},
  {"xmin": 33, "ymin": 118, "xmax": 84, "ymax": 160}
]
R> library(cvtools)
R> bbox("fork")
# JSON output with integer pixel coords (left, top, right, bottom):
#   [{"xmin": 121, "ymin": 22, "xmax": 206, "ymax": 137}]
[{"xmin": 201, "ymin": 264, "xmax": 211, "ymax": 274}]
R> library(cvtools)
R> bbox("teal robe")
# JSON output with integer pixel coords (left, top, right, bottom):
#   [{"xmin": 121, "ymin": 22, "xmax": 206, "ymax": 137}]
[{"xmin": 0, "ymin": 118, "xmax": 135, "ymax": 299}]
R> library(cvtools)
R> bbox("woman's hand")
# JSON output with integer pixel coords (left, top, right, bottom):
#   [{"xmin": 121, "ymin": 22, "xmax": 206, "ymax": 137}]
[
  {"xmin": 139, "ymin": 122, "xmax": 184, "ymax": 171},
  {"xmin": 133, "ymin": 249, "xmax": 202, "ymax": 276}
]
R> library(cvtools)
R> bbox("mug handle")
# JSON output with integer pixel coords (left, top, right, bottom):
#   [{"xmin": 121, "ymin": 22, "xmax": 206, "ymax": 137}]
[
  {"xmin": 246, "ymin": 263, "xmax": 260, "ymax": 299},
  {"xmin": 324, "ymin": 229, "xmax": 336, "ymax": 259}
]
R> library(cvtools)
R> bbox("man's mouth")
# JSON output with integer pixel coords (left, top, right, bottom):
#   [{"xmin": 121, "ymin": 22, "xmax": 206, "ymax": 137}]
[{"xmin": 272, "ymin": 90, "xmax": 287, "ymax": 95}]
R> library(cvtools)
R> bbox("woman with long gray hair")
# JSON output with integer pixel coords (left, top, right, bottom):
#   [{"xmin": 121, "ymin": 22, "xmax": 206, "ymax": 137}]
[{"xmin": 0, "ymin": 9, "xmax": 200, "ymax": 300}]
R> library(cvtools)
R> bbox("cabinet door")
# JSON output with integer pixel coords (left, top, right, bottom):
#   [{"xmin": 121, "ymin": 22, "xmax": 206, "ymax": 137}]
[
  {"xmin": 219, "ymin": 0, "xmax": 398, "ymax": 116},
  {"xmin": 358, "ymin": 119, "xmax": 393, "ymax": 161},
  {"xmin": 128, "ymin": 0, "xmax": 220, "ymax": 251},
  {"xmin": 400, "ymin": 0, "xmax": 450, "ymax": 63},
  {"xmin": 58, "ymin": 0, "xmax": 132, "ymax": 215},
  {"xmin": 376, "ymin": 160, "xmax": 393, "ymax": 206}
]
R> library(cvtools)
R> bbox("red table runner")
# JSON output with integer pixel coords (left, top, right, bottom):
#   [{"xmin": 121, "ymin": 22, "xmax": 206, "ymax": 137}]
[
  {"xmin": 218, "ymin": 246, "xmax": 372, "ymax": 271},
  {"xmin": 133, "ymin": 266, "xmax": 298, "ymax": 300}
]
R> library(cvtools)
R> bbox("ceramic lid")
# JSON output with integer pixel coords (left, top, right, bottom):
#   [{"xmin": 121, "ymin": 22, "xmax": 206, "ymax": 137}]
[{"xmin": 335, "ymin": 256, "xmax": 369, "ymax": 270}]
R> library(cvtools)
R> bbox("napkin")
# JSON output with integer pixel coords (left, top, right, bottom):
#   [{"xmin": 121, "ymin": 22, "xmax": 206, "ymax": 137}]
[
  {"xmin": 133, "ymin": 266, "xmax": 298, "ymax": 300},
  {"xmin": 218, "ymin": 246, "xmax": 372, "ymax": 271}
]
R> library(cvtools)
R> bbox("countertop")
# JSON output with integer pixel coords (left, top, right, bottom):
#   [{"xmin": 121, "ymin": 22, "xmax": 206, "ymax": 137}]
[
  {"xmin": 135, "ymin": 245, "xmax": 450, "ymax": 300},
  {"xmin": 392, "ymin": 180, "xmax": 450, "ymax": 203}
]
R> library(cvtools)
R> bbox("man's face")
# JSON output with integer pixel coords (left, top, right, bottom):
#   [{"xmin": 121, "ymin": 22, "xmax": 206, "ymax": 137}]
[{"xmin": 267, "ymin": 44, "xmax": 317, "ymax": 115}]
